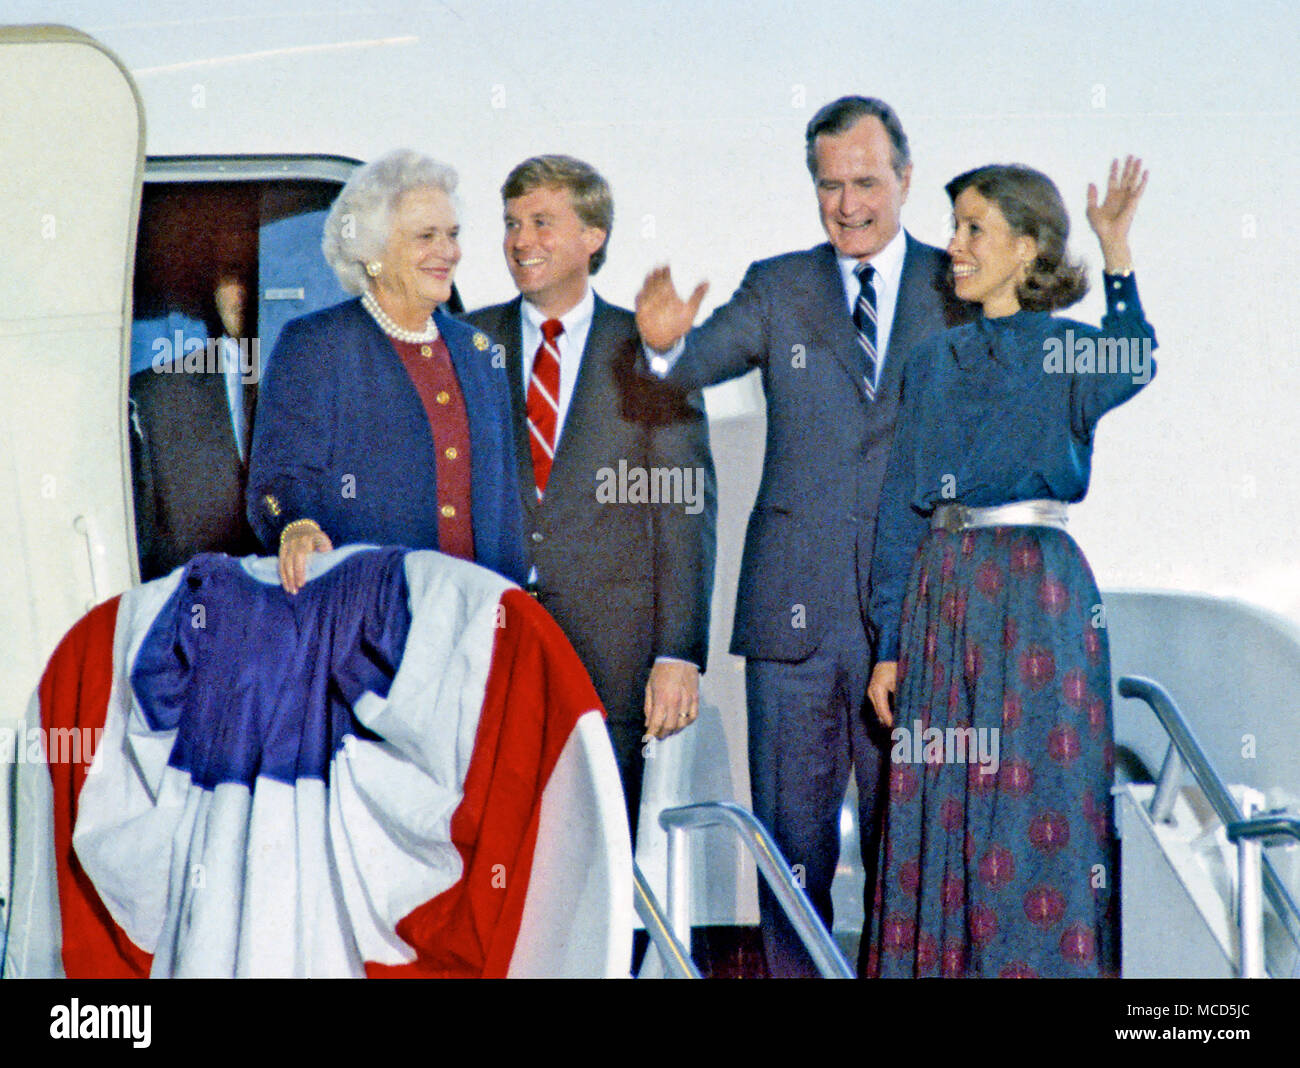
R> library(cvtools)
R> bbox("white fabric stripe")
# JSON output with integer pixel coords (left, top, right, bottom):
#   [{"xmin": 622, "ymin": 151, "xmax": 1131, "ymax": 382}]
[
  {"xmin": 1, "ymin": 690, "xmax": 64, "ymax": 977},
  {"xmin": 528, "ymin": 374, "xmax": 559, "ymax": 413},
  {"xmin": 505, "ymin": 713, "xmax": 634, "ymax": 978},
  {"xmin": 528, "ymin": 420, "xmax": 555, "ymax": 459},
  {"xmin": 73, "ymin": 571, "xmax": 185, "ymax": 951}
]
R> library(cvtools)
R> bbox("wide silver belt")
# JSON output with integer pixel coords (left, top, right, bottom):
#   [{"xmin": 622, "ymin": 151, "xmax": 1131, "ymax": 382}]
[{"xmin": 931, "ymin": 499, "xmax": 1068, "ymax": 534}]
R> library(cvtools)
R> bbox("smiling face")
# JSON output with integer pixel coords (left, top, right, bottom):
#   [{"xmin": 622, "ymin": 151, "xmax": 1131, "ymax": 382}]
[
  {"xmin": 503, "ymin": 184, "xmax": 606, "ymax": 319},
  {"xmin": 813, "ymin": 116, "xmax": 911, "ymax": 262},
  {"xmin": 372, "ymin": 185, "xmax": 460, "ymax": 324},
  {"xmin": 947, "ymin": 187, "xmax": 1037, "ymax": 318}
]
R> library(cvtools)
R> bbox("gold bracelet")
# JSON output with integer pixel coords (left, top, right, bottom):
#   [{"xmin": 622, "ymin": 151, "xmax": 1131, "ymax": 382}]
[{"xmin": 279, "ymin": 518, "xmax": 322, "ymax": 546}]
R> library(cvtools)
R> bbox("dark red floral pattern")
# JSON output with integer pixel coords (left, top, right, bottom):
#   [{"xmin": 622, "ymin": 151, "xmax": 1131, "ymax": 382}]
[{"xmin": 868, "ymin": 527, "xmax": 1118, "ymax": 978}]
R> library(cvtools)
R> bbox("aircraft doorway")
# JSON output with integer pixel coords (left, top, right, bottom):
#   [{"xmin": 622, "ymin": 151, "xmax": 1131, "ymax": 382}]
[{"xmin": 128, "ymin": 158, "xmax": 358, "ymax": 580}]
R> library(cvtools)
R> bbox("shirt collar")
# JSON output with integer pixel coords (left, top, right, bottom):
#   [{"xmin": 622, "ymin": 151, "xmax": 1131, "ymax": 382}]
[
  {"xmin": 836, "ymin": 225, "xmax": 908, "ymax": 297},
  {"xmin": 956, "ymin": 309, "xmax": 1055, "ymax": 370},
  {"xmin": 522, "ymin": 285, "xmax": 595, "ymax": 342}
]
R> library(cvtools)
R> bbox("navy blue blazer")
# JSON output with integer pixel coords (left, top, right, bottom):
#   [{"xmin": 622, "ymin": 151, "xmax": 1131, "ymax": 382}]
[
  {"xmin": 661, "ymin": 235, "xmax": 973, "ymax": 661},
  {"xmin": 247, "ymin": 298, "xmax": 528, "ymax": 583}
]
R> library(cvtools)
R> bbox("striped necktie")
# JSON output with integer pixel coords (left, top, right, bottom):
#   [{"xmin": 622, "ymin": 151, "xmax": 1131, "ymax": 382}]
[
  {"xmin": 526, "ymin": 318, "xmax": 564, "ymax": 498},
  {"xmin": 853, "ymin": 262, "xmax": 879, "ymax": 399}
]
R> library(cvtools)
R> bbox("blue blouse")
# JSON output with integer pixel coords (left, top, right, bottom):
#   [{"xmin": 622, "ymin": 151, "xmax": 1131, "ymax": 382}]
[{"xmin": 869, "ymin": 272, "xmax": 1157, "ymax": 660}]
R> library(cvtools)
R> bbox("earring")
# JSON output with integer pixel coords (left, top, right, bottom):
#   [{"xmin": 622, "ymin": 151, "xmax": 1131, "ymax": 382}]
[{"xmin": 365, "ymin": 261, "xmax": 382, "ymax": 278}]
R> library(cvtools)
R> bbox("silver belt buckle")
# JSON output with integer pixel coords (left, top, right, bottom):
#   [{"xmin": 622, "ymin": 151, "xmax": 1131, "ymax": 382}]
[{"xmin": 936, "ymin": 504, "xmax": 968, "ymax": 534}]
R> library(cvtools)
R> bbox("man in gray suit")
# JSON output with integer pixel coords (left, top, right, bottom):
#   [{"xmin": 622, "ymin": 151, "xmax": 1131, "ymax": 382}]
[
  {"xmin": 466, "ymin": 156, "xmax": 716, "ymax": 838},
  {"xmin": 637, "ymin": 97, "xmax": 973, "ymax": 975}
]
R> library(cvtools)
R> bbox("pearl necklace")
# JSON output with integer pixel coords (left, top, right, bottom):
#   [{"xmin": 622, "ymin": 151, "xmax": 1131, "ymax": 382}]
[{"xmin": 362, "ymin": 291, "xmax": 440, "ymax": 343}]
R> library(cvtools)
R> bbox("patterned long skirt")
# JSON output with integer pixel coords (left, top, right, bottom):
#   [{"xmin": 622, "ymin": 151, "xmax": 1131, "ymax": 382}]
[{"xmin": 867, "ymin": 526, "xmax": 1119, "ymax": 978}]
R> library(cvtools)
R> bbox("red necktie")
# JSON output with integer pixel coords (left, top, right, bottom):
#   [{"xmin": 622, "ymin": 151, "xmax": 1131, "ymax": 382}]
[{"xmin": 526, "ymin": 318, "xmax": 564, "ymax": 498}]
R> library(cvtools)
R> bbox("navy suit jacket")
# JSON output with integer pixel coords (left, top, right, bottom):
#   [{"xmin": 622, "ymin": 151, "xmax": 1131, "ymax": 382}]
[
  {"xmin": 247, "ymin": 298, "xmax": 528, "ymax": 583},
  {"xmin": 661, "ymin": 234, "xmax": 973, "ymax": 661}
]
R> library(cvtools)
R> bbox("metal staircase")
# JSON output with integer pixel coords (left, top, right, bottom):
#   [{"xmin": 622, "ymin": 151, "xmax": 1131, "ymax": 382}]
[{"xmin": 1116, "ymin": 676, "xmax": 1300, "ymax": 978}]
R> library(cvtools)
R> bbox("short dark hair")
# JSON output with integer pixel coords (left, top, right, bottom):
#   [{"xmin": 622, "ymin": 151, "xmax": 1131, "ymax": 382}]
[
  {"xmin": 945, "ymin": 164, "xmax": 1089, "ymax": 311},
  {"xmin": 501, "ymin": 155, "xmax": 613, "ymax": 274},
  {"xmin": 805, "ymin": 96, "xmax": 911, "ymax": 179}
]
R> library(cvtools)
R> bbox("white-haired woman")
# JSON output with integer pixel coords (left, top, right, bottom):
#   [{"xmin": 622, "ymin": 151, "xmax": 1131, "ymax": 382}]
[{"xmin": 247, "ymin": 150, "xmax": 527, "ymax": 590}]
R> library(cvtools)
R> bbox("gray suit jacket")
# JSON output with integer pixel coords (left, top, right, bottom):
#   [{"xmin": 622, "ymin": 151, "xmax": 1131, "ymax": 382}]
[
  {"xmin": 661, "ymin": 234, "xmax": 974, "ymax": 662},
  {"xmin": 464, "ymin": 294, "xmax": 717, "ymax": 721}
]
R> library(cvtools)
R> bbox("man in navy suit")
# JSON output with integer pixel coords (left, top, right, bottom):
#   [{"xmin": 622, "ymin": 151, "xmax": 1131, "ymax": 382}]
[
  {"xmin": 466, "ymin": 156, "xmax": 716, "ymax": 839},
  {"xmin": 636, "ymin": 96, "xmax": 973, "ymax": 975}
]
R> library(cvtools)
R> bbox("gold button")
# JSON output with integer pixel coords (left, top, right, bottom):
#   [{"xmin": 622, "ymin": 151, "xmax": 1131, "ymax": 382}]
[
  {"xmin": 420, "ymin": 345, "xmax": 433, "ymax": 358},
  {"xmin": 445, "ymin": 446, "xmax": 458, "ymax": 460},
  {"xmin": 440, "ymin": 504, "xmax": 456, "ymax": 518},
  {"xmin": 436, "ymin": 390, "xmax": 451, "ymax": 405}
]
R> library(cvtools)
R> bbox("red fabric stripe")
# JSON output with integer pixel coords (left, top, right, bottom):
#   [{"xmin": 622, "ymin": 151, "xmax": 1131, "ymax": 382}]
[
  {"xmin": 367, "ymin": 588, "xmax": 602, "ymax": 978},
  {"xmin": 37, "ymin": 595, "xmax": 153, "ymax": 978}
]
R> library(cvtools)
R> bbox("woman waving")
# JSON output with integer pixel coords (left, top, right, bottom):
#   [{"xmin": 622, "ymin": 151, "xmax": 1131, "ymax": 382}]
[{"xmin": 866, "ymin": 158, "xmax": 1154, "ymax": 978}]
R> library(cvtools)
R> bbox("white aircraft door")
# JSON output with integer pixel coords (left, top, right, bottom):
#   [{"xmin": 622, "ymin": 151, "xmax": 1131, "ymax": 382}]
[{"xmin": 0, "ymin": 25, "xmax": 143, "ymax": 930}]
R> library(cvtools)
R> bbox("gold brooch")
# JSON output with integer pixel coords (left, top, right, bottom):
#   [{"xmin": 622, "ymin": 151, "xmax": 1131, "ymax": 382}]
[
  {"xmin": 263, "ymin": 494, "xmax": 282, "ymax": 517},
  {"xmin": 472, "ymin": 332, "xmax": 489, "ymax": 351}
]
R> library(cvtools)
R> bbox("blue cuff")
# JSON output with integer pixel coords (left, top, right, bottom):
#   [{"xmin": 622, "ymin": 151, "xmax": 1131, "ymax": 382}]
[{"xmin": 1102, "ymin": 270, "xmax": 1139, "ymax": 309}]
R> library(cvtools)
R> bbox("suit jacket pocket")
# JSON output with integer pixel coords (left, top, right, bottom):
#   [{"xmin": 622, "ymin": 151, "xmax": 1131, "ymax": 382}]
[{"xmin": 732, "ymin": 504, "xmax": 820, "ymax": 661}]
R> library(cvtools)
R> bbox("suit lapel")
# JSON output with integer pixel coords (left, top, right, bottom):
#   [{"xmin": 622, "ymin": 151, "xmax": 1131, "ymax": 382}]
[
  {"xmin": 488, "ymin": 298, "xmax": 538, "ymax": 521},
  {"xmin": 240, "ymin": 377, "xmax": 258, "ymax": 469},
  {"xmin": 875, "ymin": 234, "xmax": 944, "ymax": 405},
  {"xmin": 801, "ymin": 243, "xmax": 868, "ymax": 394}
]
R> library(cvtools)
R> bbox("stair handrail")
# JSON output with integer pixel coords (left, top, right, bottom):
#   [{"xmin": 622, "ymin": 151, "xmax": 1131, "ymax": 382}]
[
  {"xmin": 1117, "ymin": 675, "xmax": 1300, "ymax": 967},
  {"xmin": 632, "ymin": 861, "xmax": 701, "ymax": 979},
  {"xmin": 1226, "ymin": 814, "xmax": 1300, "ymax": 979},
  {"xmin": 658, "ymin": 801, "xmax": 854, "ymax": 979}
]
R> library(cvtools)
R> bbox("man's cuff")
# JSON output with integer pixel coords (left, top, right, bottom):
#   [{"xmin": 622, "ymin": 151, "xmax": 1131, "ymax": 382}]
[
  {"xmin": 645, "ymin": 339, "xmax": 686, "ymax": 378},
  {"xmin": 653, "ymin": 655, "xmax": 700, "ymax": 671}
]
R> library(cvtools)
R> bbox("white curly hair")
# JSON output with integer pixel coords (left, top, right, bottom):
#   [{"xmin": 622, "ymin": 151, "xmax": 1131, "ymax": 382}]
[{"xmin": 322, "ymin": 149, "xmax": 459, "ymax": 295}]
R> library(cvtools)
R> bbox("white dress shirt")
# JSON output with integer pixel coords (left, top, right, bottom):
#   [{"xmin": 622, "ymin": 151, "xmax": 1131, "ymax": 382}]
[
  {"xmin": 220, "ymin": 335, "xmax": 251, "ymax": 461},
  {"xmin": 835, "ymin": 224, "xmax": 908, "ymax": 369},
  {"xmin": 519, "ymin": 285, "xmax": 595, "ymax": 452}
]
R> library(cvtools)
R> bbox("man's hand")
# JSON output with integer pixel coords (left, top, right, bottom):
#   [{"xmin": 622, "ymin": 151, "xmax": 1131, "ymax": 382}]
[
  {"xmin": 643, "ymin": 660, "xmax": 701, "ymax": 741},
  {"xmin": 634, "ymin": 266, "xmax": 709, "ymax": 352},
  {"xmin": 278, "ymin": 520, "xmax": 333, "ymax": 595},
  {"xmin": 867, "ymin": 661, "xmax": 898, "ymax": 729},
  {"xmin": 1086, "ymin": 155, "xmax": 1147, "ymax": 273}
]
